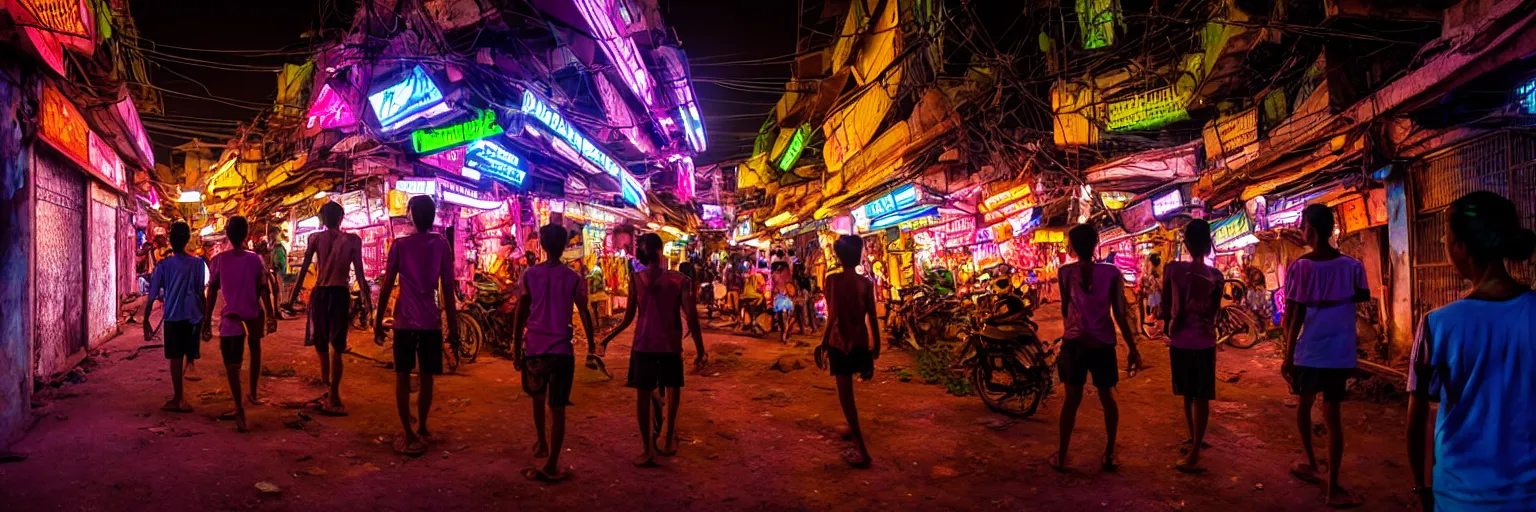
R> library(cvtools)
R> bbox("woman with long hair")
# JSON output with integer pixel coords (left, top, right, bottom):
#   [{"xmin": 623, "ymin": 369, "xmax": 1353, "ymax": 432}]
[
  {"xmin": 1407, "ymin": 191, "xmax": 1536, "ymax": 511},
  {"xmin": 1159, "ymin": 220, "xmax": 1222, "ymax": 472},
  {"xmin": 1051, "ymin": 224, "xmax": 1142, "ymax": 472}
]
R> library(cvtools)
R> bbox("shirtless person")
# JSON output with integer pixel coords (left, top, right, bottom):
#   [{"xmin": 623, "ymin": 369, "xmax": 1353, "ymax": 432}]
[{"xmin": 289, "ymin": 201, "xmax": 370, "ymax": 416}]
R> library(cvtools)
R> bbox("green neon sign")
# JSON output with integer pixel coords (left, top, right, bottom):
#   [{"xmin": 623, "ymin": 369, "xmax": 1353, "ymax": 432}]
[
  {"xmin": 411, "ymin": 109, "xmax": 504, "ymax": 154},
  {"xmin": 776, "ymin": 124, "xmax": 809, "ymax": 171}
]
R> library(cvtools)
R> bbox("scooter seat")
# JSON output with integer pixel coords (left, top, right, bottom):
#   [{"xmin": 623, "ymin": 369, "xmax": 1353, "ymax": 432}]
[{"xmin": 981, "ymin": 322, "xmax": 1034, "ymax": 342}]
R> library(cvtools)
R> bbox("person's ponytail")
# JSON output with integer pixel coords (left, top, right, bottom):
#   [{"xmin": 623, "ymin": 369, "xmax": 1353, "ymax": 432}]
[{"xmin": 1505, "ymin": 227, "xmax": 1536, "ymax": 262}]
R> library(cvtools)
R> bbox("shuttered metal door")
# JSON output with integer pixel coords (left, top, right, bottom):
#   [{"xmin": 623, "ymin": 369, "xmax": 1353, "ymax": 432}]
[
  {"xmin": 33, "ymin": 151, "xmax": 86, "ymax": 378},
  {"xmin": 1410, "ymin": 131, "xmax": 1536, "ymax": 326}
]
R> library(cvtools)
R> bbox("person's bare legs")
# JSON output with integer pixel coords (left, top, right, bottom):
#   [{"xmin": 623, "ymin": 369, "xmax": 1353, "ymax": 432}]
[
  {"xmin": 1323, "ymin": 399, "xmax": 1359, "ymax": 506},
  {"xmin": 224, "ymin": 360, "xmax": 247, "ymax": 432},
  {"xmin": 1053, "ymin": 384, "xmax": 1084, "ymax": 470},
  {"xmin": 1178, "ymin": 397, "xmax": 1209, "ymax": 469},
  {"xmin": 246, "ymin": 332, "xmax": 264, "ymax": 405},
  {"xmin": 530, "ymin": 389, "xmax": 549, "ymax": 457},
  {"xmin": 164, "ymin": 357, "xmax": 191, "ymax": 411},
  {"xmin": 417, "ymin": 373, "xmax": 433, "ymax": 439},
  {"xmin": 633, "ymin": 387, "xmax": 657, "ymax": 467},
  {"xmin": 659, "ymin": 387, "xmax": 681, "ymax": 455},
  {"xmin": 315, "ymin": 347, "xmax": 331, "ymax": 398},
  {"xmin": 836, "ymin": 374, "xmax": 869, "ymax": 467},
  {"xmin": 1100, "ymin": 385, "xmax": 1120, "ymax": 469},
  {"xmin": 1292, "ymin": 392, "xmax": 1323, "ymax": 481},
  {"xmin": 328, "ymin": 350, "xmax": 345, "ymax": 411},
  {"xmin": 395, "ymin": 372, "xmax": 421, "ymax": 451},
  {"xmin": 542, "ymin": 405, "xmax": 565, "ymax": 475}
]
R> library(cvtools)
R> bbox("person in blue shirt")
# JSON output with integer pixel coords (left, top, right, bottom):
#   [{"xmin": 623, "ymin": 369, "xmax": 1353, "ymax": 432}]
[
  {"xmin": 1408, "ymin": 191, "xmax": 1536, "ymax": 511},
  {"xmin": 141, "ymin": 222, "xmax": 207, "ymax": 414}
]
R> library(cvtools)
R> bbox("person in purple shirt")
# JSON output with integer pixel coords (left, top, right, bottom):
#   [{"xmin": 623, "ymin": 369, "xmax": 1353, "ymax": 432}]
[
  {"xmin": 1052, "ymin": 224, "xmax": 1141, "ymax": 473},
  {"xmin": 1159, "ymin": 219, "xmax": 1223, "ymax": 473},
  {"xmin": 374, "ymin": 195, "xmax": 460, "ymax": 457},
  {"xmin": 142, "ymin": 222, "xmax": 206, "ymax": 414},
  {"xmin": 204, "ymin": 216, "xmax": 275, "ymax": 432},
  {"xmin": 601, "ymin": 233, "xmax": 707, "ymax": 468},
  {"xmin": 1281, "ymin": 204, "xmax": 1370, "ymax": 508},
  {"xmin": 512, "ymin": 224, "xmax": 596, "ymax": 483}
]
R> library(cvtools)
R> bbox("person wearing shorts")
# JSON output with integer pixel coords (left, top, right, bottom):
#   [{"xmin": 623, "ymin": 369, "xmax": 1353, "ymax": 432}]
[
  {"xmin": 142, "ymin": 222, "xmax": 206, "ymax": 414},
  {"xmin": 375, "ymin": 195, "xmax": 460, "ymax": 456},
  {"xmin": 205, "ymin": 216, "xmax": 274, "ymax": 432},
  {"xmin": 1281, "ymin": 204, "xmax": 1370, "ymax": 508},
  {"xmin": 290, "ymin": 201, "xmax": 369, "ymax": 416},
  {"xmin": 601, "ymin": 233, "xmax": 706, "ymax": 468},
  {"xmin": 512, "ymin": 224, "xmax": 596, "ymax": 483},
  {"xmin": 1160, "ymin": 220, "xmax": 1222, "ymax": 472},
  {"xmin": 818, "ymin": 235, "xmax": 880, "ymax": 467},
  {"xmin": 1052, "ymin": 224, "xmax": 1141, "ymax": 473}
]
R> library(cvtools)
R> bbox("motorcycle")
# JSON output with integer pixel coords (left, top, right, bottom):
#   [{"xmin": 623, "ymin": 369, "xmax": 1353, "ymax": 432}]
[{"xmin": 961, "ymin": 290, "xmax": 1056, "ymax": 418}]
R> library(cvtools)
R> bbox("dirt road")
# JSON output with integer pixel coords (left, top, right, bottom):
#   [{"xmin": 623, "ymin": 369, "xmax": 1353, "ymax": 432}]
[{"xmin": 1, "ymin": 310, "xmax": 1419, "ymax": 511}]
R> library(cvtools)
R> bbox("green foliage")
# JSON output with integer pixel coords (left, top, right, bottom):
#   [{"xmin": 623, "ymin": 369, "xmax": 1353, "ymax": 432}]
[{"xmin": 914, "ymin": 342, "xmax": 972, "ymax": 396}]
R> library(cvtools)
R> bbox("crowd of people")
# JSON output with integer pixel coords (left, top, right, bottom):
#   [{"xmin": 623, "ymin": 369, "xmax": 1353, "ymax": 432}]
[{"xmin": 134, "ymin": 190, "xmax": 1534, "ymax": 508}]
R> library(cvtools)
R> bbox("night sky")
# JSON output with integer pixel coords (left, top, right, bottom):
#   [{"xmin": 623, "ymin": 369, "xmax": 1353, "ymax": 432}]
[{"xmin": 129, "ymin": 0, "xmax": 796, "ymax": 165}]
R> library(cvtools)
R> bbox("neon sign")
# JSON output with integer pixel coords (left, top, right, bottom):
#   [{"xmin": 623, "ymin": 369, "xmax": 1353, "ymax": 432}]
[
  {"xmin": 1106, "ymin": 85, "xmax": 1190, "ymax": 131},
  {"xmin": 411, "ymin": 109, "xmax": 503, "ymax": 154},
  {"xmin": 1099, "ymin": 191, "xmax": 1135, "ymax": 210},
  {"xmin": 464, "ymin": 139, "xmax": 526, "ymax": 187},
  {"xmin": 672, "ymin": 156, "xmax": 695, "ymax": 202},
  {"xmin": 776, "ymin": 125, "xmax": 809, "ymax": 171},
  {"xmin": 571, "ymin": 0, "xmax": 656, "ymax": 106},
  {"xmin": 1519, "ymin": 78, "xmax": 1536, "ymax": 115},
  {"xmin": 860, "ymin": 184, "xmax": 921, "ymax": 220},
  {"xmin": 1151, "ymin": 189, "xmax": 1184, "ymax": 217},
  {"xmin": 621, "ymin": 172, "xmax": 646, "ymax": 209},
  {"xmin": 869, "ymin": 205, "xmax": 938, "ymax": 231},
  {"xmin": 1211, "ymin": 212, "xmax": 1253, "ymax": 248},
  {"xmin": 306, "ymin": 84, "xmax": 356, "ymax": 130},
  {"xmin": 981, "ymin": 183, "xmax": 1033, "ymax": 212},
  {"xmin": 420, "ymin": 146, "xmax": 474, "ymax": 179},
  {"xmin": 983, "ymin": 194, "xmax": 1037, "ymax": 224},
  {"xmin": 368, "ymin": 66, "xmax": 448, "ymax": 132},
  {"xmin": 40, "ymin": 84, "xmax": 90, "ymax": 167},
  {"xmin": 522, "ymin": 90, "xmax": 624, "ymax": 178}
]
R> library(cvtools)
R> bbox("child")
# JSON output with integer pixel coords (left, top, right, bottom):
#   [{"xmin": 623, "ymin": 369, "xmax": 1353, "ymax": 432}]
[
  {"xmin": 204, "ymin": 216, "xmax": 275, "ymax": 432},
  {"xmin": 1052, "ymin": 224, "xmax": 1142, "ymax": 472},
  {"xmin": 819, "ymin": 235, "xmax": 880, "ymax": 468},
  {"xmin": 374, "ymin": 195, "xmax": 460, "ymax": 456},
  {"xmin": 600, "ymin": 233, "xmax": 707, "ymax": 468},
  {"xmin": 142, "ymin": 222, "xmax": 206, "ymax": 414},
  {"xmin": 512, "ymin": 224, "xmax": 597, "ymax": 482},
  {"xmin": 1159, "ymin": 219, "xmax": 1222, "ymax": 473},
  {"xmin": 1407, "ymin": 191, "xmax": 1536, "ymax": 511},
  {"xmin": 1281, "ymin": 204, "xmax": 1369, "ymax": 508},
  {"xmin": 289, "ymin": 201, "xmax": 370, "ymax": 416}
]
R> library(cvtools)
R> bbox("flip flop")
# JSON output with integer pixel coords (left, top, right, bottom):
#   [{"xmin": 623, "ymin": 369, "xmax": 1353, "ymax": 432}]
[
  {"xmin": 1326, "ymin": 488, "xmax": 1364, "ymax": 509},
  {"xmin": 1046, "ymin": 452, "xmax": 1069, "ymax": 473},
  {"xmin": 1290, "ymin": 462, "xmax": 1322, "ymax": 484},
  {"xmin": 393, "ymin": 438, "xmax": 427, "ymax": 457},
  {"xmin": 161, "ymin": 402, "xmax": 193, "ymax": 413},
  {"xmin": 246, "ymin": 396, "xmax": 267, "ymax": 406},
  {"xmin": 657, "ymin": 442, "xmax": 678, "ymax": 457},
  {"xmin": 841, "ymin": 448, "xmax": 871, "ymax": 469},
  {"xmin": 520, "ymin": 467, "xmax": 567, "ymax": 483}
]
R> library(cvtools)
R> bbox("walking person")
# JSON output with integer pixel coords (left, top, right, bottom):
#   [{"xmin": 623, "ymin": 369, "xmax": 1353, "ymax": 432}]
[
  {"xmin": 288, "ymin": 201, "xmax": 370, "ymax": 416},
  {"xmin": 818, "ymin": 235, "xmax": 880, "ymax": 468},
  {"xmin": 1281, "ymin": 204, "xmax": 1370, "ymax": 508},
  {"xmin": 1159, "ymin": 220, "xmax": 1223, "ymax": 473},
  {"xmin": 600, "ymin": 233, "xmax": 707, "ymax": 468},
  {"xmin": 511, "ymin": 224, "xmax": 597, "ymax": 482},
  {"xmin": 1406, "ymin": 191, "xmax": 1536, "ymax": 512},
  {"xmin": 1050, "ymin": 224, "xmax": 1142, "ymax": 472},
  {"xmin": 141, "ymin": 222, "xmax": 205, "ymax": 414},
  {"xmin": 203, "ymin": 216, "xmax": 276, "ymax": 432},
  {"xmin": 374, "ymin": 196, "xmax": 460, "ymax": 456}
]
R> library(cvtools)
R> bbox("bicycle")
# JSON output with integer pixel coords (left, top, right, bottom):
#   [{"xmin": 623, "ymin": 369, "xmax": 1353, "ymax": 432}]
[
  {"xmin": 1214, "ymin": 279, "xmax": 1264, "ymax": 349},
  {"xmin": 963, "ymin": 295, "xmax": 1057, "ymax": 418}
]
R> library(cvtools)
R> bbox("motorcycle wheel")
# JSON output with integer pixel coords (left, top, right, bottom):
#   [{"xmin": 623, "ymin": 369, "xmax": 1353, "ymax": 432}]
[
  {"xmin": 457, "ymin": 311, "xmax": 483, "ymax": 363},
  {"xmin": 971, "ymin": 352, "xmax": 1047, "ymax": 418},
  {"xmin": 1219, "ymin": 307, "xmax": 1264, "ymax": 349}
]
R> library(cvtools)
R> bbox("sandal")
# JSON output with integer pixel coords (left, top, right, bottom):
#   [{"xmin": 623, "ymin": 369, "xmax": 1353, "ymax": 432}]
[
  {"xmin": 520, "ymin": 467, "xmax": 567, "ymax": 483},
  {"xmin": 841, "ymin": 448, "xmax": 870, "ymax": 469},
  {"xmin": 1174, "ymin": 458, "xmax": 1207, "ymax": 474},
  {"xmin": 161, "ymin": 401, "xmax": 193, "ymax": 413},
  {"xmin": 1102, "ymin": 454, "xmax": 1121, "ymax": 472},
  {"xmin": 1046, "ymin": 452, "xmax": 1069, "ymax": 473}
]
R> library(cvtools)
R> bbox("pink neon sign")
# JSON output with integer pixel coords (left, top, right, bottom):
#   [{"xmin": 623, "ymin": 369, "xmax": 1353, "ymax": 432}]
[
  {"xmin": 306, "ymin": 83, "xmax": 356, "ymax": 130},
  {"xmin": 572, "ymin": 0, "xmax": 655, "ymax": 106},
  {"xmin": 114, "ymin": 96, "xmax": 154, "ymax": 167},
  {"xmin": 673, "ymin": 156, "xmax": 695, "ymax": 202},
  {"xmin": 420, "ymin": 146, "xmax": 477, "ymax": 179}
]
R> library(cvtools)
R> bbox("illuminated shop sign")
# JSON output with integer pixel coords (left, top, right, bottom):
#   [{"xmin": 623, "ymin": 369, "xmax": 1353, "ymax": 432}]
[
  {"xmin": 1105, "ymin": 85, "xmax": 1190, "ymax": 131},
  {"xmin": 13, "ymin": 0, "xmax": 90, "ymax": 38},
  {"xmin": 572, "ymin": 0, "xmax": 656, "ymax": 106},
  {"xmin": 700, "ymin": 204, "xmax": 723, "ymax": 223},
  {"xmin": 1007, "ymin": 208, "xmax": 1042, "ymax": 237},
  {"xmin": 734, "ymin": 220, "xmax": 753, "ymax": 241},
  {"xmin": 393, "ymin": 178, "xmax": 499, "ymax": 210},
  {"xmin": 1121, "ymin": 199, "xmax": 1158, "ymax": 234},
  {"xmin": 776, "ymin": 125, "xmax": 809, "ymax": 171},
  {"xmin": 368, "ymin": 66, "xmax": 449, "ymax": 132},
  {"xmin": 869, "ymin": 205, "xmax": 938, "ymax": 231},
  {"xmin": 411, "ymin": 109, "xmax": 503, "ymax": 154},
  {"xmin": 621, "ymin": 172, "xmax": 646, "ymax": 209},
  {"xmin": 522, "ymin": 90, "xmax": 623, "ymax": 178},
  {"xmin": 1519, "ymin": 78, "xmax": 1536, "ymax": 115},
  {"xmin": 983, "ymin": 194, "xmax": 1037, "ymax": 224},
  {"xmin": 1099, "ymin": 191, "xmax": 1135, "ymax": 210},
  {"xmin": 565, "ymin": 203, "xmax": 620, "ymax": 226},
  {"xmin": 1151, "ymin": 189, "xmax": 1184, "ymax": 217},
  {"xmin": 981, "ymin": 183, "xmax": 1033, "ymax": 212},
  {"xmin": 306, "ymin": 83, "xmax": 356, "ymax": 130},
  {"xmin": 1211, "ymin": 212, "xmax": 1254, "ymax": 249},
  {"xmin": 860, "ymin": 184, "xmax": 921, "ymax": 220},
  {"xmin": 420, "ymin": 146, "xmax": 473, "ymax": 178},
  {"xmin": 41, "ymin": 84, "xmax": 125, "ymax": 190},
  {"xmin": 465, "ymin": 139, "xmax": 526, "ymax": 187},
  {"xmin": 87, "ymin": 133, "xmax": 124, "ymax": 189}
]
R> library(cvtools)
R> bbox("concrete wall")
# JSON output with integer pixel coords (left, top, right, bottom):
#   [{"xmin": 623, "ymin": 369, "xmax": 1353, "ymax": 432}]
[{"xmin": 0, "ymin": 55, "xmax": 37, "ymax": 448}]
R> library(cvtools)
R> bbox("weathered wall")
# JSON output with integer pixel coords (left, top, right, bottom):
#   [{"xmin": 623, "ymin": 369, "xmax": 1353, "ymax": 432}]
[
  {"xmin": 0, "ymin": 54, "xmax": 37, "ymax": 448},
  {"xmin": 33, "ymin": 149, "xmax": 85, "ymax": 378}
]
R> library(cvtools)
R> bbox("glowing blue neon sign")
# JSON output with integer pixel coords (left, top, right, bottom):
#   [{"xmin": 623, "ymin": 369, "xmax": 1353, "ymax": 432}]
[
  {"xmin": 861, "ymin": 184, "xmax": 921, "ymax": 220},
  {"xmin": 465, "ymin": 140, "xmax": 526, "ymax": 187},
  {"xmin": 522, "ymin": 89, "xmax": 646, "ymax": 207},
  {"xmin": 869, "ymin": 205, "xmax": 939, "ymax": 230},
  {"xmin": 368, "ymin": 66, "xmax": 449, "ymax": 132}
]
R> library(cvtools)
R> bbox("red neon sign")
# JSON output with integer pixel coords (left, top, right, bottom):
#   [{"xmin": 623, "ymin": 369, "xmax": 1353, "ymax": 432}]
[{"xmin": 40, "ymin": 84, "xmax": 91, "ymax": 166}]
